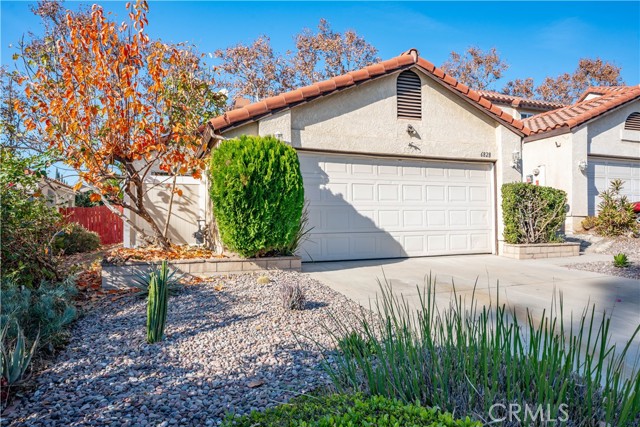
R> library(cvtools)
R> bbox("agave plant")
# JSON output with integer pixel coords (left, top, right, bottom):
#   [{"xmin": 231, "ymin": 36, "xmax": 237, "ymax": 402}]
[
  {"xmin": 613, "ymin": 253, "xmax": 630, "ymax": 268},
  {"xmin": 132, "ymin": 262, "xmax": 183, "ymax": 298},
  {"xmin": 146, "ymin": 261, "xmax": 170, "ymax": 344},
  {"xmin": 1, "ymin": 320, "xmax": 39, "ymax": 385}
]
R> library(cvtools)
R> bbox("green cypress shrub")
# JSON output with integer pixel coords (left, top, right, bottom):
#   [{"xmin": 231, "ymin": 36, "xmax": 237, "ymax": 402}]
[
  {"xmin": 502, "ymin": 183, "xmax": 567, "ymax": 244},
  {"xmin": 209, "ymin": 135, "xmax": 304, "ymax": 258}
]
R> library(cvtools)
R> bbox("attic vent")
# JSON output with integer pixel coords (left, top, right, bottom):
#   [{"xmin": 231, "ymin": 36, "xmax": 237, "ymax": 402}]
[
  {"xmin": 624, "ymin": 112, "xmax": 640, "ymax": 131},
  {"xmin": 397, "ymin": 70, "xmax": 422, "ymax": 119}
]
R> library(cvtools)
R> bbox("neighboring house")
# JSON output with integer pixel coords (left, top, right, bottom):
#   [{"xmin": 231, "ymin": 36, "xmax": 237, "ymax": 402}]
[
  {"xmin": 522, "ymin": 86, "xmax": 640, "ymax": 231},
  {"xmin": 195, "ymin": 48, "xmax": 528, "ymax": 261},
  {"xmin": 475, "ymin": 91, "xmax": 565, "ymax": 119},
  {"xmin": 38, "ymin": 177, "xmax": 76, "ymax": 208}
]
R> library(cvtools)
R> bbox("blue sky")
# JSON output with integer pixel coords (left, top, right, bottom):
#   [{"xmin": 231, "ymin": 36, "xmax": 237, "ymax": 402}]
[{"xmin": 2, "ymin": 1, "xmax": 639, "ymax": 91}]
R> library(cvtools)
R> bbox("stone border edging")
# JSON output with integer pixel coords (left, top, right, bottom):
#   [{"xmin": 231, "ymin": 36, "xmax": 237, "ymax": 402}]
[
  {"xmin": 102, "ymin": 256, "xmax": 302, "ymax": 289},
  {"xmin": 501, "ymin": 242, "xmax": 580, "ymax": 260}
]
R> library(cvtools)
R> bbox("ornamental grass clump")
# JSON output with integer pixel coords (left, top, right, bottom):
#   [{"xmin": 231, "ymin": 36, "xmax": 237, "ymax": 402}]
[
  {"xmin": 322, "ymin": 277, "xmax": 640, "ymax": 426},
  {"xmin": 146, "ymin": 261, "xmax": 170, "ymax": 344}
]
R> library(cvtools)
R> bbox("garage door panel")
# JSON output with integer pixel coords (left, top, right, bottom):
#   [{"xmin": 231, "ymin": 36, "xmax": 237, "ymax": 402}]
[
  {"xmin": 426, "ymin": 185, "xmax": 446, "ymax": 201},
  {"xmin": 470, "ymin": 210, "xmax": 490, "ymax": 226},
  {"xmin": 448, "ymin": 186, "xmax": 468, "ymax": 202},
  {"xmin": 378, "ymin": 184, "xmax": 400, "ymax": 201},
  {"xmin": 299, "ymin": 153, "xmax": 494, "ymax": 261},
  {"xmin": 471, "ymin": 233, "xmax": 489, "ymax": 250},
  {"xmin": 402, "ymin": 185, "xmax": 423, "ymax": 201},
  {"xmin": 588, "ymin": 158, "xmax": 640, "ymax": 215},
  {"xmin": 469, "ymin": 186, "xmax": 489, "ymax": 202}
]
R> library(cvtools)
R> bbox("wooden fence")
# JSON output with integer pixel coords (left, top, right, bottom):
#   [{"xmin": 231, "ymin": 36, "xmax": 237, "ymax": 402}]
[{"xmin": 60, "ymin": 205, "xmax": 123, "ymax": 245}]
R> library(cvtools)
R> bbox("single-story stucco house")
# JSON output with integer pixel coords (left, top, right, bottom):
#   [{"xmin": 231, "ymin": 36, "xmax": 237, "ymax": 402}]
[
  {"xmin": 522, "ymin": 86, "xmax": 640, "ymax": 231},
  {"xmin": 39, "ymin": 176, "xmax": 76, "ymax": 208},
  {"xmin": 123, "ymin": 49, "xmax": 640, "ymax": 261}
]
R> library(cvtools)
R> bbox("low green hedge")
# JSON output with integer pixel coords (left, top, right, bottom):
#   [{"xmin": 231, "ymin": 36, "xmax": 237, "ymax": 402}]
[
  {"xmin": 222, "ymin": 394, "xmax": 480, "ymax": 427},
  {"xmin": 502, "ymin": 183, "xmax": 567, "ymax": 244},
  {"xmin": 209, "ymin": 135, "xmax": 304, "ymax": 258},
  {"xmin": 54, "ymin": 223, "xmax": 101, "ymax": 255}
]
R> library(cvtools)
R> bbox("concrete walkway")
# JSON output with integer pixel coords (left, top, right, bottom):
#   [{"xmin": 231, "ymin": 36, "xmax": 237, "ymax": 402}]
[{"xmin": 304, "ymin": 253, "xmax": 640, "ymax": 367}]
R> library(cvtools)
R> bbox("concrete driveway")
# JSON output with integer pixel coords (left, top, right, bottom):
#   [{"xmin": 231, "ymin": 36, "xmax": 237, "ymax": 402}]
[{"xmin": 304, "ymin": 253, "xmax": 640, "ymax": 367}]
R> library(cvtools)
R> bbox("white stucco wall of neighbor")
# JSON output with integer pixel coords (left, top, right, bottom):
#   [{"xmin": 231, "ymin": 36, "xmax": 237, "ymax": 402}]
[
  {"xmin": 221, "ymin": 67, "xmax": 524, "ymax": 256},
  {"xmin": 523, "ymin": 100, "xmax": 640, "ymax": 232},
  {"xmin": 588, "ymin": 101, "xmax": 640, "ymax": 158}
]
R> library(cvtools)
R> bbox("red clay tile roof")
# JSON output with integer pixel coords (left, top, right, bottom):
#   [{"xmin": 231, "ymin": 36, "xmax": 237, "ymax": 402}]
[
  {"xmin": 523, "ymin": 86, "xmax": 640, "ymax": 135},
  {"xmin": 476, "ymin": 90, "xmax": 565, "ymax": 111},
  {"xmin": 208, "ymin": 49, "xmax": 529, "ymax": 136},
  {"xmin": 576, "ymin": 86, "xmax": 636, "ymax": 102}
]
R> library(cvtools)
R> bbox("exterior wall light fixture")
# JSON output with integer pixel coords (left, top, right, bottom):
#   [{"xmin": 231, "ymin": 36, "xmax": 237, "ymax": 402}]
[
  {"xmin": 510, "ymin": 149, "xmax": 521, "ymax": 168},
  {"xmin": 578, "ymin": 160, "xmax": 588, "ymax": 172}
]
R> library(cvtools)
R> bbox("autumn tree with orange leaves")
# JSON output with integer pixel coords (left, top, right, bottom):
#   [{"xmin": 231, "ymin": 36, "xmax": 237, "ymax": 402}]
[{"xmin": 15, "ymin": 0, "xmax": 225, "ymax": 248}]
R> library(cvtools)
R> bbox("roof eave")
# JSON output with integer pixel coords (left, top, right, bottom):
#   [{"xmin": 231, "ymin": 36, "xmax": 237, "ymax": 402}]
[
  {"xmin": 524, "ymin": 92, "xmax": 640, "ymax": 142},
  {"xmin": 523, "ymin": 125, "xmax": 572, "ymax": 143}
]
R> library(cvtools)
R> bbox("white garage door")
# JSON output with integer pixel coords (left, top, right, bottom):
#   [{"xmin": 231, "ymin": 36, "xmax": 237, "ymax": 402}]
[
  {"xmin": 588, "ymin": 157, "xmax": 640, "ymax": 215},
  {"xmin": 298, "ymin": 152, "xmax": 495, "ymax": 262}
]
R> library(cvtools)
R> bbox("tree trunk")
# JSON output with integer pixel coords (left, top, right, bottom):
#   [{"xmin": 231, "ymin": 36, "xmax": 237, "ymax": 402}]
[
  {"xmin": 131, "ymin": 180, "xmax": 171, "ymax": 250},
  {"xmin": 163, "ymin": 174, "xmax": 178, "ymax": 238}
]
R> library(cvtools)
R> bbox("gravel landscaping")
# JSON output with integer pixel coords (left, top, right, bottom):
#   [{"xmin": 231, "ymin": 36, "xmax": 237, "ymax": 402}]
[
  {"xmin": 2, "ymin": 271, "xmax": 367, "ymax": 426},
  {"xmin": 568, "ymin": 261, "xmax": 640, "ymax": 280},
  {"xmin": 566, "ymin": 235, "xmax": 640, "ymax": 279}
]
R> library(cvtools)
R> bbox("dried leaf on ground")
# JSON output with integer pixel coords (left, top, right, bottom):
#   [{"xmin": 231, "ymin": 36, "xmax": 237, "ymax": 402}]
[{"xmin": 105, "ymin": 245, "xmax": 224, "ymax": 264}]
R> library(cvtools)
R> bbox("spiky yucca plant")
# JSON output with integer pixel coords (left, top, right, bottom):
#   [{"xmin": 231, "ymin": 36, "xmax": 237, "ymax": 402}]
[
  {"xmin": 1, "ymin": 320, "xmax": 39, "ymax": 385},
  {"xmin": 146, "ymin": 261, "xmax": 170, "ymax": 344}
]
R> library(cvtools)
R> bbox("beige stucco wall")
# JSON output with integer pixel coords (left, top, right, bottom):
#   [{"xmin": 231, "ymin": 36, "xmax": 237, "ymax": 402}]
[
  {"xmin": 288, "ymin": 69, "xmax": 498, "ymax": 158},
  {"xmin": 220, "ymin": 66, "xmax": 524, "ymax": 253},
  {"xmin": 223, "ymin": 122, "xmax": 258, "ymax": 140}
]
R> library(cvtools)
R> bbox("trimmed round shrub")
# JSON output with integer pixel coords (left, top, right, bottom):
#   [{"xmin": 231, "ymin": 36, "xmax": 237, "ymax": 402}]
[
  {"xmin": 222, "ymin": 394, "xmax": 480, "ymax": 427},
  {"xmin": 502, "ymin": 183, "xmax": 567, "ymax": 244},
  {"xmin": 54, "ymin": 223, "xmax": 101, "ymax": 255},
  {"xmin": 209, "ymin": 135, "xmax": 304, "ymax": 258}
]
